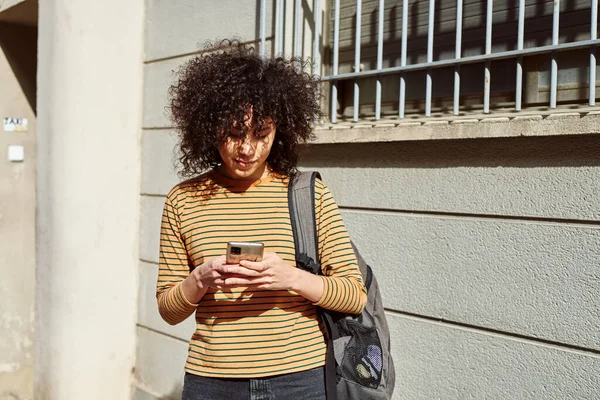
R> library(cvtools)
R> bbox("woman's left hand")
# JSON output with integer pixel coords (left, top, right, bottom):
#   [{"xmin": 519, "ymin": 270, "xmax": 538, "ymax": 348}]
[{"xmin": 222, "ymin": 252, "xmax": 299, "ymax": 291}]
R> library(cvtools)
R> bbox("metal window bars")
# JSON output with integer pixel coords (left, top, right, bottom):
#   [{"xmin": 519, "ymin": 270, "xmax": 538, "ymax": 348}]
[{"xmin": 261, "ymin": 0, "xmax": 600, "ymax": 122}]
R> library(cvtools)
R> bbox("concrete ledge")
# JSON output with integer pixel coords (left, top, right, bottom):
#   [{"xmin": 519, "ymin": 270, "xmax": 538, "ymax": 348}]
[{"xmin": 312, "ymin": 110, "xmax": 600, "ymax": 144}]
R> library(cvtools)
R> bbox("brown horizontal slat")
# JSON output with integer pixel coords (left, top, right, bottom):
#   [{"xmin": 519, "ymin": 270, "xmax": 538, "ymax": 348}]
[
  {"xmin": 337, "ymin": 0, "xmax": 531, "ymax": 23},
  {"xmin": 335, "ymin": 0, "xmax": 593, "ymax": 22},
  {"xmin": 332, "ymin": 10, "xmax": 594, "ymax": 59},
  {"xmin": 334, "ymin": 7, "xmax": 593, "ymax": 46},
  {"xmin": 332, "ymin": 0, "xmax": 595, "ymax": 50}
]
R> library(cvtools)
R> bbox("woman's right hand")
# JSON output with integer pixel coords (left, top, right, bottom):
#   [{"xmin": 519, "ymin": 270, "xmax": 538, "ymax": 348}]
[
  {"xmin": 181, "ymin": 255, "xmax": 228, "ymax": 303},
  {"xmin": 196, "ymin": 255, "xmax": 231, "ymax": 289}
]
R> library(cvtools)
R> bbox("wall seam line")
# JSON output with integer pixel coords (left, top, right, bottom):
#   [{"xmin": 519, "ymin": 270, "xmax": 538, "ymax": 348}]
[
  {"xmin": 386, "ymin": 309, "xmax": 600, "ymax": 358},
  {"xmin": 137, "ymin": 324, "xmax": 189, "ymax": 344},
  {"xmin": 339, "ymin": 206, "xmax": 600, "ymax": 228},
  {"xmin": 143, "ymin": 38, "xmax": 274, "ymax": 65}
]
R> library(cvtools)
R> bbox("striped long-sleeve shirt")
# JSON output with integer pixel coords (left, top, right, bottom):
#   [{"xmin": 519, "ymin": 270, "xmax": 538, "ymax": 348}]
[{"xmin": 156, "ymin": 170, "xmax": 367, "ymax": 378}]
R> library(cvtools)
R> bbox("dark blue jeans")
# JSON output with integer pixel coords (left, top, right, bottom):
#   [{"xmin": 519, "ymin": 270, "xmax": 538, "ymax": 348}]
[{"xmin": 182, "ymin": 366, "xmax": 326, "ymax": 400}]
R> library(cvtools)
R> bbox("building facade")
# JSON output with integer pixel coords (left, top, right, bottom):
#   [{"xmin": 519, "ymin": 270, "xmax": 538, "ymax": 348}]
[{"xmin": 1, "ymin": 0, "xmax": 599, "ymax": 399}]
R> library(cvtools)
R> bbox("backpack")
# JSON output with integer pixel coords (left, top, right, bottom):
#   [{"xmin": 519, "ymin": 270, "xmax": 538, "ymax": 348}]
[{"xmin": 288, "ymin": 171, "xmax": 396, "ymax": 400}]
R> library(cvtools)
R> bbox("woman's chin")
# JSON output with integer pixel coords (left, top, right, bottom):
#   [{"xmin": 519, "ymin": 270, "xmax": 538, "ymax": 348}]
[
  {"xmin": 219, "ymin": 161, "xmax": 268, "ymax": 181},
  {"xmin": 230, "ymin": 167, "xmax": 262, "ymax": 180}
]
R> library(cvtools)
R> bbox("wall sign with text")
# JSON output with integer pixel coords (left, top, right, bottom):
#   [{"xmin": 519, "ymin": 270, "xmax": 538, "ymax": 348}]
[{"xmin": 4, "ymin": 118, "xmax": 28, "ymax": 132}]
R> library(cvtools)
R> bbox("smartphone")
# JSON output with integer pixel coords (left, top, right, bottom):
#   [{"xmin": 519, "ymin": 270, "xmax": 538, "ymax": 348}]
[{"xmin": 226, "ymin": 242, "xmax": 264, "ymax": 264}]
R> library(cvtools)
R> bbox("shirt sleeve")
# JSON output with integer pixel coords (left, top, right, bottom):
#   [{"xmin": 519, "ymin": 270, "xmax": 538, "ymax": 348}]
[
  {"xmin": 156, "ymin": 186, "xmax": 199, "ymax": 325},
  {"xmin": 313, "ymin": 179, "xmax": 367, "ymax": 314}
]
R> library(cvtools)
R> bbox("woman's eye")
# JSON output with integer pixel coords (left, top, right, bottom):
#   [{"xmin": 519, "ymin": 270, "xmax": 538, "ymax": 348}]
[
  {"xmin": 256, "ymin": 126, "xmax": 274, "ymax": 137},
  {"xmin": 229, "ymin": 128, "xmax": 244, "ymax": 137}
]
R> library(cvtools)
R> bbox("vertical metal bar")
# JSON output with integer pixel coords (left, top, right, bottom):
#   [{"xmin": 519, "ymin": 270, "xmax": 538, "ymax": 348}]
[
  {"xmin": 313, "ymin": 0, "xmax": 321, "ymax": 75},
  {"xmin": 399, "ymin": 0, "xmax": 408, "ymax": 118},
  {"xmin": 375, "ymin": 0, "xmax": 384, "ymax": 120},
  {"xmin": 353, "ymin": 0, "xmax": 362, "ymax": 122},
  {"xmin": 483, "ymin": 0, "xmax": 492, "ymax": 113},
  {"xmin": 294, "ymin": 0, "xmax": 302, "ymax": 60},
  {"xmin": 425, "ymin": 0, "xmax": 435, "ymax": 117},
  {"xmin": 590, "ymin": 0, "xmax": 598, "ymax": 106},
  {"xmin": 332, "ymin": 0, "xmax": 340, "ymax": 123},
  {"xmin": 550, "ymin": 0, "xmax": 560, "ymax": 108},
  {"xmin": 277, "ymin": 0, "xmax": 285, "ymax": 56},
  {"xmin": 260, "ymin": 0, "xmax": 267, "ymax": 57},
  {"xmin": 453, "ymin": 0, "xmax": 463, "ymax": 116},
  {"xmin": 515, "ymin": 0, "xmax": 525, "ymax": 110}
]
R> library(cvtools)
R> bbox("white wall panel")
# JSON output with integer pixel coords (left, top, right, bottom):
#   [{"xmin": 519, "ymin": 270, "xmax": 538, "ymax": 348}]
[
  {"xmin": 342, "ymin": 210, "xmax": 600, "ymax": 351},
  {"xmin": 141, "ymin": 129, "xmax": 180, "ymax": 195},
  {"xmin": 142, "ymin": 131, "xmax": 600, "ymax": 224},
  {"xmin": 145, "ymin": 0, "xmax": 274, "ymax": 62},
  {"xmin": 141, "ymin": 132, "xmax": 600, "ymax": 220},
  {"xmin": 299, "ymin": 137, "xmax": 600, "ymax": 221},
  {"xmin": 143, "ymin": 58, "xmax": 191, "ymax": 129},
  {"xmin": 134, "ymin": 327, "xmax": 187, "ymax": 399},
  {"xmin": 138, "ymin": 261, "xmax": 196, "ymax": 341},
  {"xmin": 140, "ymin": 195, "xmax": 164, "ymax": 263},
  {"xmin": 388, "ymin": 313, "xmax": 600, "ymax": 399}
]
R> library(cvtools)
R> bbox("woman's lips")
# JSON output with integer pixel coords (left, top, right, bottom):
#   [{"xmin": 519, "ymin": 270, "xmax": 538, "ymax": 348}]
[{"xmin": 235, "ymin": 159, "xmax": 254, "ymax": 169}]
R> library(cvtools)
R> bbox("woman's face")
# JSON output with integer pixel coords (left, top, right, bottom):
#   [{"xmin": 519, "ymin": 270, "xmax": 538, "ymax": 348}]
[{"xmin": 218, "ymin": 111, "xmax": 276, "ymax": 181}]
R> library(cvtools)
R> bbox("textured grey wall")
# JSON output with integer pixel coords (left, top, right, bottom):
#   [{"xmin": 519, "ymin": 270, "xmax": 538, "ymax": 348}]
[
  {"xmin": 299, "ymin": 137, "xmax": 600, "ymax": 399},
  {"xmin": 138, "ymin": 131, "xmax": 600, "ymax": 400},
  {"xmin": 138, "ymin": 0, "xmax": 600, "ymax": 398}
]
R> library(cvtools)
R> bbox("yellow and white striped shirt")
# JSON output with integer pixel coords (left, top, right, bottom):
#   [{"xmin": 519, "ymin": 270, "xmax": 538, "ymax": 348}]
[{"xmin": 157, "ymin": 170, "xmax": 367, "ymax": 378}]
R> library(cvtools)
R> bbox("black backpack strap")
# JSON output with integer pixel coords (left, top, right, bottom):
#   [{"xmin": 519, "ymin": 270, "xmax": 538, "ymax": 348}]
[
  {"xmin": 288, "ymin": 171, "xmax": 321, "ymax": 274},
  {"xmin": 319, "ymin": 311, "xmax": 339, "ymax": 400},
  {"xmin": 288, "ymin": 170, "xmax": 338, "ymax": 400}
]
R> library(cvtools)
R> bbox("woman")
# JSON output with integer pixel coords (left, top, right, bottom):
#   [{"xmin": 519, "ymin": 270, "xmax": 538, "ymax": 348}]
[{"xmin": 157, "ymin": 40, "xmax": 367, "ymax": 400}]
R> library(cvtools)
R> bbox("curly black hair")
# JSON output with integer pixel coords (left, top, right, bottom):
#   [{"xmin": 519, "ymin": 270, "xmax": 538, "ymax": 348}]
[{"xmin": 169, "ymin": 39, "xmax": 321, "ymax": 178}]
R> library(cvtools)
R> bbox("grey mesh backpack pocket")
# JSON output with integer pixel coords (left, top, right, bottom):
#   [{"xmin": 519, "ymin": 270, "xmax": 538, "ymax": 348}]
[
  {"xmin": 338, "ymin": 319, "xmax": 383, "ymax": 389},
  {"xmin": 288, "ymin": 171, "xmax": 396, "ymax": 400}
]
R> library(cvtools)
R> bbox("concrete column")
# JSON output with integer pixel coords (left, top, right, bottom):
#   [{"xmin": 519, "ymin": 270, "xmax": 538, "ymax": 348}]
[{"xmin": 35, "ymin": 1, "xmax": 144, "ymax": 399}]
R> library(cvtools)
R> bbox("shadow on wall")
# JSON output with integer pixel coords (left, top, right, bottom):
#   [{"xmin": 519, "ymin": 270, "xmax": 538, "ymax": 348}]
[
  {"xmin": 299, "ymin": 134, "xmax": 600, "ymax": 169},
  {"xmin": 0, "ymin": 0, "xmax": 38, "ymax": 112},
  {"xmin": 0, "ymin": 21, "xmax": 38, "ymax": 112}
]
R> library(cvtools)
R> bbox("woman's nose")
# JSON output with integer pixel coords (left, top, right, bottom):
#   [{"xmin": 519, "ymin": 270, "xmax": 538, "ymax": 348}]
[{"xmin": 237, "ymin": 137, "xmax": 255, "ymax": 155}]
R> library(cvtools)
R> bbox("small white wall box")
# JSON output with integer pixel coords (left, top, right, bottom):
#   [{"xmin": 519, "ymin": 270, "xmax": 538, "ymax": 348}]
[{"xmin": 8, "ymin": 145, "xmax": 25, "ymax": 162}]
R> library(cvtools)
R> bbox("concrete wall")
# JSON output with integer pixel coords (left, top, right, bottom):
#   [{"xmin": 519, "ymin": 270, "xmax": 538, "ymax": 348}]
[
  {"xmin": 140, "ymin": 130, "xmax": 600, "ymax": 399},
  {"xmin": 0, "ymin": 26, "xmax": 36, "ymax": 400},
  {"xmin": 138, "ymin": 0, "xmax": 600, "ymax": 399},
  {"xmin": 35, "ymin": 0, "xmax": 144, "ymax": 399},
  {"xmin": 299, "ymin": 136, "xmax": 600, "ymax": 398}
]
